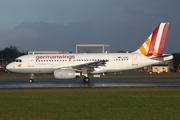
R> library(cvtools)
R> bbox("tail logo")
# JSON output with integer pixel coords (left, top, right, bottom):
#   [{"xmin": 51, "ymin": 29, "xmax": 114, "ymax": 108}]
[{"xmin": 137, "ymin": 23, "xmax": 169, "ymax": 57}]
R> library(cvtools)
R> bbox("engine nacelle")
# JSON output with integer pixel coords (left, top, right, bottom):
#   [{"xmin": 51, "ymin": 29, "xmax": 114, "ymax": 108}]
[{"xmin": 54, "ymin": 69, "xmax": 80, "ymax": 79}]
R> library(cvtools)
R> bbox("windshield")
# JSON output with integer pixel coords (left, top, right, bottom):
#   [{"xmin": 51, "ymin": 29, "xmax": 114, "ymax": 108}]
[{"xmin": 14, "ymin": 59, "xmax": 22, "ymax": 62}]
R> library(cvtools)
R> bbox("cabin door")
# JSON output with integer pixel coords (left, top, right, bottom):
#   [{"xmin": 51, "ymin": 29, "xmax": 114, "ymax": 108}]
[
  {"xmin": 28, "ymin": 55, "xmax": 34, "ymax": 67},
  {"xmin": 132, "ymin": 55, "xmax": 138, "ymax": 65}
]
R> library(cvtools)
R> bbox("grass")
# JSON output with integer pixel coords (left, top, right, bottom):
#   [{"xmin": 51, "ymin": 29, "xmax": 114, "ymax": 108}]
[{"xmin": 0, "ymin": 88, "xmax": 180, "ymax": 120}]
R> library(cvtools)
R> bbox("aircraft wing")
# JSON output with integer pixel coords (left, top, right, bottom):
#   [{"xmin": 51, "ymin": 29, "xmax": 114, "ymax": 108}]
[
  {"xmin": 59, "ymin": 60, "xmax": 108, "ymax": 71},
  {"xmin": 72, "ymin": 60, "xmax": 108, "ymax": 71}
]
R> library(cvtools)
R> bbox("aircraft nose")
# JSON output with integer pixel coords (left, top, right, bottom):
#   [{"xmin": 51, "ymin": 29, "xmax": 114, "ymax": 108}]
[
  {"xmin": 6, "ymin": 64, "xmax": 10, "ymax": 70},
  {"xmin": 6, "ymin": 63, "xmax": 14, "ymax": 71}
]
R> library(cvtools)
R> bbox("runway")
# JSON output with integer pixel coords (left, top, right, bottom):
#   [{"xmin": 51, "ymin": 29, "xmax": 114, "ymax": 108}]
[{"xmin": 1, "ymin": 78, "xmax": 180, "ymax": 89}]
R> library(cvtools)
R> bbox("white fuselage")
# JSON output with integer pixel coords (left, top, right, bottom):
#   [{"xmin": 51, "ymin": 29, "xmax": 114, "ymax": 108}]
[{"xmin": 6, "ymin": 53, "xmax": 173, "ymax": 74}]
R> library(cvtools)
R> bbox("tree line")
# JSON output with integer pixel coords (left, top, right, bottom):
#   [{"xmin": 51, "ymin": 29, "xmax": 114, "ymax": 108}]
[
  {"xmin": 172, "ymin": 53, "xmax": 180, "ymax": 69},
  {"xmin": 0, "ymin": 46, "xmax": 26, "ymax": 65},
  {"xmin": 1, "ymin": 46, "xmax": 180, "ymax": 69}
]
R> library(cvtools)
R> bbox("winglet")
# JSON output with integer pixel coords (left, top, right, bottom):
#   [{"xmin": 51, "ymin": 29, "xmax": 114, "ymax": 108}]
[{"xmin": 134, "ymin": 22, "xmax": 170, "ymax": 57}]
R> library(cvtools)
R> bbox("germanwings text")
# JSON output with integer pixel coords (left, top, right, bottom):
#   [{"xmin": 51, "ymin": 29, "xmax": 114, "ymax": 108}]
[{"xmin": 36, "ymin": 55, "xmax": 75, "ymax": 60}]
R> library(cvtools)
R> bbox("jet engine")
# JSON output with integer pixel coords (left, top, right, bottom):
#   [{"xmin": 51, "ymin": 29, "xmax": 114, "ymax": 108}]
[{"xmin": 54, "ymin": 69, "xmax": 80, "ymax": 79}]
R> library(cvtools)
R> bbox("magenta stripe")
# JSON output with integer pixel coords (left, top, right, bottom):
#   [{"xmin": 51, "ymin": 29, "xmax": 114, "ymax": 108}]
[
  {"xmin": 157, "ymin": 23, "xmax": 170, "ymax": 56},
  {"xmin": 147, "ymin": 24, "xmax": 160, "ymax": 56}
]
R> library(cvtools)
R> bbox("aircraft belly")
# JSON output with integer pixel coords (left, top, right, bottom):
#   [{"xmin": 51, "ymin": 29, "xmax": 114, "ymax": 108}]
[{"xmin": 14, "ymin": 68, "xmax": 52, "ymax": 74}]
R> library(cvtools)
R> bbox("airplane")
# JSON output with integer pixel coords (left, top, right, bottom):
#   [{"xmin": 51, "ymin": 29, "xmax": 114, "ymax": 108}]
[{"xmin": 6, "ymin": 22, "xmax": 173, "ymax": 83}]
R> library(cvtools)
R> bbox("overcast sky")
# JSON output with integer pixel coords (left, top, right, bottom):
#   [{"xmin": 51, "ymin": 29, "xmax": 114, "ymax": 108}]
[{"xmin": 0, "ymin": 0, "xmax": 180, "ymax": 53}]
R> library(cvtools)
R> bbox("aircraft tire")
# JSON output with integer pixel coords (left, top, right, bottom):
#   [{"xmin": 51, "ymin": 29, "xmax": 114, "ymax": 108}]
[
  {"xmin": 29, "ymin": 79, "xmax": 34, "ymax": 83},
  {"xmin": 83, "ymin": 77, "xmax": 90, "ymax": 83}
]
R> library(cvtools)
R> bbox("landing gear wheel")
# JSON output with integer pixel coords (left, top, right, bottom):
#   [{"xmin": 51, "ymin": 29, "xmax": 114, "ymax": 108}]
[
  {"xmin": 83, "ymin": 77, "xmax": 90, "ymax": 83},
  {"xmin": 29, "ymin": 79, "xmax": 34, "ymax": 83},
  {"xmin": 29, "ymin": 74, "xmax": 34, "ymax": 83}
]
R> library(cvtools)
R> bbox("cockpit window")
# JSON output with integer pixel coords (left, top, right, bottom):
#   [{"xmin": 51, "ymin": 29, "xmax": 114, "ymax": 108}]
[{"xmin": 14, "ymin": 59, "xmax": 22, "ymax": 62}]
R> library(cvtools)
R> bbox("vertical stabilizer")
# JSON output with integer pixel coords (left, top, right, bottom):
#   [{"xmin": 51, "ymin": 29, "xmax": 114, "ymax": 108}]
[{"xmin": 134, "ymin": 22, "xmax": 170, "ymax": 57}]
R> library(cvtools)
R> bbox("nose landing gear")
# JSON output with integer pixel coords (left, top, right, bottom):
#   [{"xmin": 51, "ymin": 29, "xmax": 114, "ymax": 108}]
[{"xmin": 29, "ymin": 74, "xmax": 34, "ymax": 83}]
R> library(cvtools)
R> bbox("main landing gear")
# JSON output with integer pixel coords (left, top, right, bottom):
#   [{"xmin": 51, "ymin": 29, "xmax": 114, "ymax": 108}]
[
  {"xmin": 82, "ymin": 71, "xmax": 90, "ymax": 83},
  {"xmin": 29, "ymin": 74, "xmax": 34, "ymax": 83},
  {"xmin": 83, "ymin": 77, "xmax": 90, "ymax": 83}
]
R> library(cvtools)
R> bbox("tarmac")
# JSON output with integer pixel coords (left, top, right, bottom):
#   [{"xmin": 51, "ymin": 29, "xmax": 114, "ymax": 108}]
[{"xmin": 0, "ymin": 78, "xmax": 180, "ymax": 89}]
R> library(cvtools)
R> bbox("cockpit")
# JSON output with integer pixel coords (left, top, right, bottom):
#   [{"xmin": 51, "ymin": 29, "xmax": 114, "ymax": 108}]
[{"xmin": 14, "ymin": 59, "xmax": 22, "ymax": 62}]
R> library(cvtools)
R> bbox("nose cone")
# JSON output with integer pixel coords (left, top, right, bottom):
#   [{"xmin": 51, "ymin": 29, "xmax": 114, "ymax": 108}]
[{"xmin": 6, "ymin": 63, "xmax": 14, "ymax": 72}]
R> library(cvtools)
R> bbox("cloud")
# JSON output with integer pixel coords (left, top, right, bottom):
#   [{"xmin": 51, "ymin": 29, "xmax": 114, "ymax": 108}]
[{"xmin": 0, "ymin": 0, "xmax": 180, "ymax": 53}]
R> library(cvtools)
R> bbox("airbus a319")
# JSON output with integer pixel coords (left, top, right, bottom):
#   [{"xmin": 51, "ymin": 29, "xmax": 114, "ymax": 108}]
[{"xmin": 6, "ymin": 22, "xmax": 173, "ymax": 83}]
